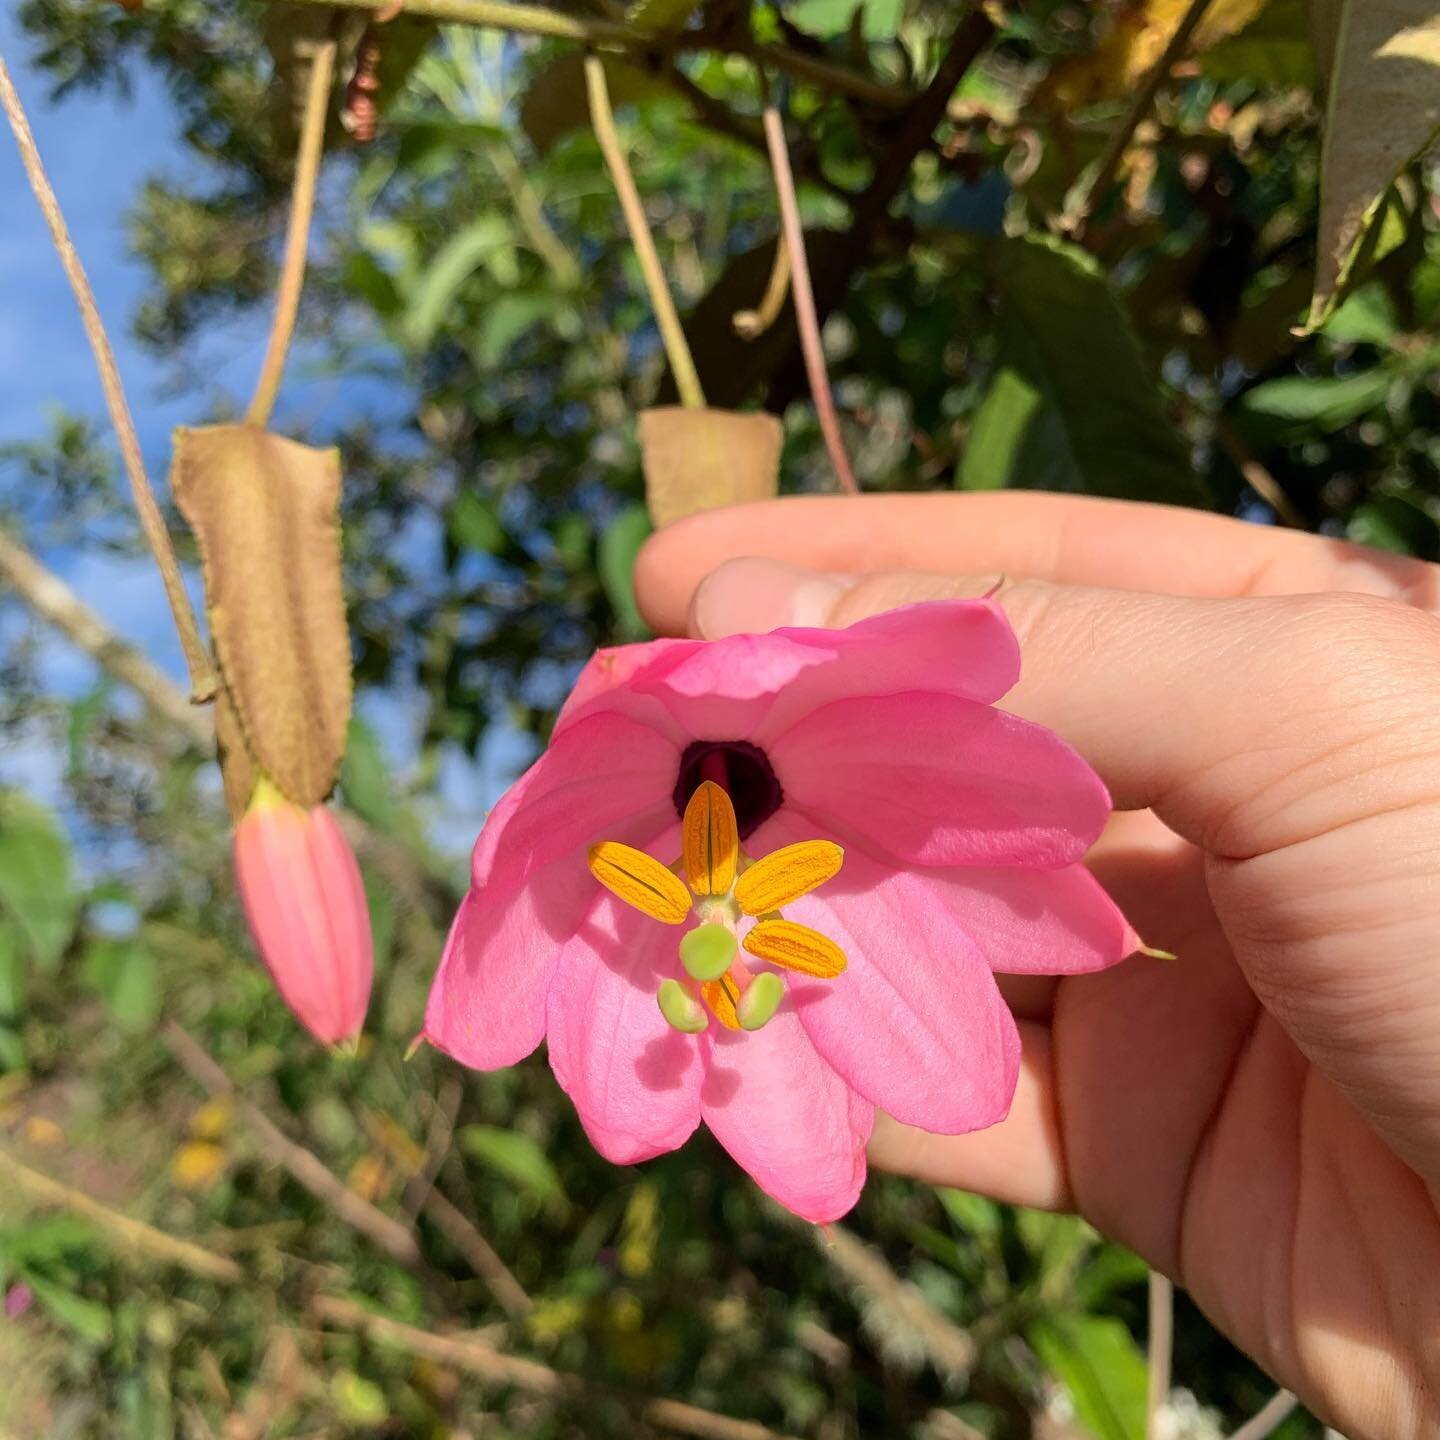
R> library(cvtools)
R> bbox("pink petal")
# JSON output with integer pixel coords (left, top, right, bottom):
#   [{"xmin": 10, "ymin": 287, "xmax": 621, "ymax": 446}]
[
  {"xmin": 423, "ymin": 868, "xmax": 580, "ymax": 1069},
  {"xmin": 772, "ymin": 691, "xmax": 1110, "ymax": 869},
  {"xmin": 925, "ymin": 862, "xmax": 1139, "ymax": 975},
  {"xmin": 471, "ymin": 709, "xmax": 678, "ymax": 890},
  {"xmin": 553, "ymin": 637, "xmax": 697, "ymax": 736},
  {"xmin": 752, "ymin": 817, "xmax": 1020, "ymax": 1136},
  {"xmin": 547, "ymin": 889, "xmax": 705, "ymax": 1164},
  {"xmin": 701, "ymin": 1009, "xmax": 873, "ymax": 1223},
  {"xmin": 555, "ymin": 601, "xmax": 1020, "ymax": 750}
]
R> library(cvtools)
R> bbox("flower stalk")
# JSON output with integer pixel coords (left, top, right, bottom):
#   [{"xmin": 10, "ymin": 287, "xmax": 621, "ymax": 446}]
[
  {"xmin": 0, "ymin": 51, "xmax": 218, "ymax": 702},
  {"xmin": 247, "ymin": 33, "xmax": 338, "ymax": 427}
]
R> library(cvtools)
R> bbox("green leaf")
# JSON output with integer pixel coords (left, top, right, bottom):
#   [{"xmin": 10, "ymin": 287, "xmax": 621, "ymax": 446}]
[
  {"xmin": 449, "ymin": 492, "xmax": 507, "ymax": 555},
  {"xmin": 473, "ymin": 293, "xmax": 567, "ymax": 368},
  {"xmin": 341, "ymin": 717, "xmax": 394, "ymax": 830},
  {"xmin": 1073, "ymin": 1246, "xmax": 1152, "ymax": 1309},
  {"xmin": 1202, "ymin": 0, "xmax": 1315, "ymax": 86},
  {"xmin": 958, "ymin": 366, "xmax": 1041, "ymax": 490},
  {"xmin": 458, "ymin": 1124, "xmax": 568, "ymax": 1211},
  {"xmin": 0, "ymin": 791, "xmax": 79, "ymax": 973},
  {"xmin": 1027, "ymin": 1313, "xmax": 1147, "ymax": 1440},
  {"xmin": 1347, "ymin": 494, "xmax": 1440, "ymax": 559},
  {"xmin": 0, "ymin": 1215, "xmax": 97, "ymax": 1267},
  {"xmin": 936, "ymin": 1188, "xmax": 1002, "ymax": 1243},
  {"xmin": 959, "ymin": 235, "xmax": 1207, "ymax": 506},
  {"xmin": 519, "ymin": 52, "xmax": 671, "ymax": 157},
  {"xmin": 1307, "ymin": 1, "xmax": 1440, "ymax": 327},
  {"xmin": 1322, "ymin": 282, "xmax": 1400, "ymax": 346},
  {"xmin": 331, "ymin": 1369, "xmax": 389, "ymax": 1425},
  {"xmin": 597, "ymin": 504, "xmax": 653, "ymax": 641},
  {"xmin": 65, "ymin": 684, "xmax": 110, "ymax": 777},
  {"xmin": 81, "ymin": 938, "xmax": 160, "ymax": 1032},
  {"xmin": 0, "ymin": 921, "xmax": 24, "ymax": 1021},
  {"xmin": 0, "ymin": 1025, "xmax": 25, "ymax": 1072},
  {"xmin": 1233, "ymin": 368, "xmax": 1393, "ymax": 439},
  {"xmin": 26, "ymin": 1273, "xmax": 113, "ymax": 1345},
  {"xmin": 403, "ymin": 216, "xmax": 513, "ymax": 350},
  {"xmin": 786, "ymin": 0, "xmax": 904, "ymax": 41}
]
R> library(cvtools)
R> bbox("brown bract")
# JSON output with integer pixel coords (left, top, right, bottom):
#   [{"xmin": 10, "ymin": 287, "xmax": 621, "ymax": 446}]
[
  {"xmin": 172, "ymin": 424, "xmax": 352, "ymax": 809},
  {"xmin": 638, "ymin": 407, "xmax": 782, "ymax": 529}
]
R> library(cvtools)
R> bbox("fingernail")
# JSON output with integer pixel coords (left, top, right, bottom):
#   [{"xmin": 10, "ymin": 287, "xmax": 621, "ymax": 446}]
[{"xmin": 691, "ymin": 558, "xmax": 848, "ymax": 639}]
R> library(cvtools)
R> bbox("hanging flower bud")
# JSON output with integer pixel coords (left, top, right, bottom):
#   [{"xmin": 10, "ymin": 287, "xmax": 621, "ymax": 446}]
[{"xmin": 233, "ymin": 778, "xmax": 373, "ymax": 1047}]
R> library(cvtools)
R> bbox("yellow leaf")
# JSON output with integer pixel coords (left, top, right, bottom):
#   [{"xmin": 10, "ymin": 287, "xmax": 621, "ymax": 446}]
[
  {"xmin": 1040, "ymin": 0, "xmax": 1274, "ymax": 107},
  {"xmin": 172, "ymin": 1140, "xmax": 226, "ymax": 1191},
  {"xmin": 190, "ymin": 1097, "xmax": 233, "ymax": 1142}
]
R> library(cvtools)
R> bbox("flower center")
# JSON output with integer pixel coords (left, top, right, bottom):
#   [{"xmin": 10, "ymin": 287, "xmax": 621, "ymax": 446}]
[
  {"xmin": 672, "ymin": 741, "xmax": 782, "ymax": 840},
  {"xmin": 588, "ymin": 781, "xmax": 846, "ymax": 1035}
]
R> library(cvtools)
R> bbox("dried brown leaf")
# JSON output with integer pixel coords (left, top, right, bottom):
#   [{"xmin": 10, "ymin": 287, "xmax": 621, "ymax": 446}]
[
  {"xmin": 214, "ymin": 687, "xmax": 258, "ymax": 822},
  {"xmin": 172, "ymin": 424, "xmax": 352, "ymax": 807},
  {"xmin": 638, "ymin": 407, "xmax": 782, "ymax": 528}
]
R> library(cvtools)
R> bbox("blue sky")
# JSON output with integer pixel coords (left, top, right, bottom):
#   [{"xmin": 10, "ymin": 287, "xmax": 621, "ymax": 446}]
[{"xmin": 0, "ymin": 14, "xmax": 524, "ymax": 858}]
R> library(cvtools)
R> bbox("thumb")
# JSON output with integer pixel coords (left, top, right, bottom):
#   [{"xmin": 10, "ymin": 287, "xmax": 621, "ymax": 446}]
[{"xmin": 689, "ymin": 557, "xmax": 1001, "ymax": 638}]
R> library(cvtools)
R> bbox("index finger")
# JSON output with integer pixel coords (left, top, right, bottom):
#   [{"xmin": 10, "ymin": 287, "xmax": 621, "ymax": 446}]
[{"xmin": 634, "ymin": 493, "xmax": 1440, "ymax": 636}]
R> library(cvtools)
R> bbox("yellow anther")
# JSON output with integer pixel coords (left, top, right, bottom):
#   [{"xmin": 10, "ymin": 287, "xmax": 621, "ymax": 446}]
[
  {"xmin": 734, "ymin": 840, "xmax": 844, "ymax": 916},
  {"xmin": 743, "ymin": 920, "xmax": 848, "ymax": 978},
  {"xmin": 588, "ymin": 842, "xmax": 692, "ymax": 924},
  {"xmin": 702, "ymin": 972, "xmax": 742, "ymax": 1030},
  {"xmin": 682, "ymin": 781, "xmax": 739, "ymax": 897}
]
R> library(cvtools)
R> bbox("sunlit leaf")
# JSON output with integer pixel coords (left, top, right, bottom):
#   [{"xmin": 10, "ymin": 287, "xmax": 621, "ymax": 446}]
[
  {"xmin": 0, "ymin": 792, "xmax": 79, "ymax": 974},
  {"xmin": 403, "ymin": 216, "xmax": 514, "ymax": 350},
  {"xmin": 1306, "ymin": 2, "xmax": 1440, "ymax": 327},
  {"xmin": 458, "ymin": 1124, "xmax": 567, "ymax": 1211},
  {"xmin": 786, "ymin": 0, "xmax": 904, "ymax": 42},
  {"xmin": 26, "ymin": 1274, "xmax": 113, "ymax": 1346},
  {"xmin": 82, "ymin": 938, "xmax": 160, "ymax": 1031}
]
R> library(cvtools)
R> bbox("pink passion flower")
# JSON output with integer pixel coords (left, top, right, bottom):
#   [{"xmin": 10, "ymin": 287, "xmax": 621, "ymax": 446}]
[{"xmin": 423, "ymin": 600, "xmax": 1138, "ymax": 1222}]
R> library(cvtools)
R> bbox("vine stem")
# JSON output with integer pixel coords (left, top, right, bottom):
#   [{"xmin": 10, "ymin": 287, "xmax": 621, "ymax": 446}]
[
  {"xmin": 1062, "ymin": 0, "xmax": 1217, "ymax": 236},
  {"xmin": 275, "ymin": 0, "xmax": 908, "ymax": 110},
  {"xmin": 2, "ymin": 1143, "xmax": 242, "ymax": 1284},
  {"xmin": 1228, "ymin": 1391, "xmax": 1299, "ymax": 1440},
  {"xmin": 1145, "ymin": 1271, "xmax": 1174, "ymax": 1440},
  {"xmin": 247, "ymin": 36, "xmax": 338, "ymax": 426},
  {"xmin": 585, "ymin": 54, "xmax": 705, "ymax": 410},
  {"xmin": 0, "ymin": 49, "xmax": 218, "ymax": 702},
  {"xmin": 762, "ymin": 107, "xmax": 858, "ymax": 495}
]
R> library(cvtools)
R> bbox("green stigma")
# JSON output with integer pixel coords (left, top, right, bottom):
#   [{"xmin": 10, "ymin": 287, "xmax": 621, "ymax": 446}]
[{"xmin": 679, "ymin": 922, "xmax": 737, "ymax": 982}]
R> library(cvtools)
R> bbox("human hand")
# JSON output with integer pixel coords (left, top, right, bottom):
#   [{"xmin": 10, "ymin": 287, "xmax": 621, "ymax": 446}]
[{"xmin": 635, "ymin": 492, "xmax": 1440, "ymax": 1440}]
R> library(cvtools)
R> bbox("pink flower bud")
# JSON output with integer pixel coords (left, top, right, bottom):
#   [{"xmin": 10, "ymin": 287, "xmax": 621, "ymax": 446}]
[{"xmin": 233, "ymin": 779, "xmax": 373, "ymax": 1047}]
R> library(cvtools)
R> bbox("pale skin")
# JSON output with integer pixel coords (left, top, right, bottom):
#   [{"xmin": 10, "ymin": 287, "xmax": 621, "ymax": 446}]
[{"xmin": 634, "ymin": 492, "xmax": 1440, "ymax": 1440}]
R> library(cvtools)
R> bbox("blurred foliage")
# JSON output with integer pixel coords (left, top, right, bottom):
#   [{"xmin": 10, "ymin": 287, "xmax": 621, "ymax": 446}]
[{"xmin": 6, "ymin": 0, "xmax": 1439, "ymax": 1432}]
